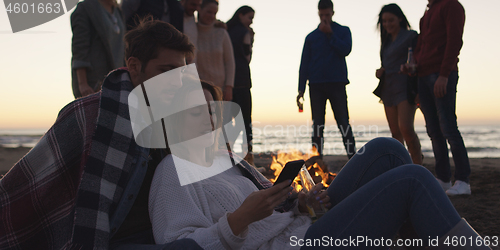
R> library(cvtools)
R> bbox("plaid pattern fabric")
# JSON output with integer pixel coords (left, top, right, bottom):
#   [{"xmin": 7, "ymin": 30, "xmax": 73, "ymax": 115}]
[
  {"xmin": 0, "ymin": 94, "xmax": 100, "ymax": 250},
  {"xmin": 71, "ymin": 69, "xmax": 138, "ymax": 249},
  {"xmin": 0, "ymin": 69, "xmax": 139, "ymax": 250}
]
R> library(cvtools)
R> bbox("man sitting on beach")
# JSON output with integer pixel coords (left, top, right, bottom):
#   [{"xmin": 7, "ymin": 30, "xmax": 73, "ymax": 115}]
[{"xmin": 0, "ymin": 19, "xmax": 202, "ymax": 250}]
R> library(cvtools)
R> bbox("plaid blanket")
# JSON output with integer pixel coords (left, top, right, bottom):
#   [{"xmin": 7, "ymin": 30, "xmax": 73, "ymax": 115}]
[{"xmin": 0, "ymin": 69, "xmax": 139, "ymax": 249}]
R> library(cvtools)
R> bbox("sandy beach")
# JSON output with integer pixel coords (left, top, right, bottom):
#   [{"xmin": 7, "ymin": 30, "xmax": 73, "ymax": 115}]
[{"xmin": 2, "ymin": 146, "xmax": 499, "ymax": 248}]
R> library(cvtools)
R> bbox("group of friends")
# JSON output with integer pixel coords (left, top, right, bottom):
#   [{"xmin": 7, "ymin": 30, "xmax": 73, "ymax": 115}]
[
  {"xmin": 298, "ymin": 0, "xmax": 471, "ymax": 197},
  {"xmin": 0, "ymin": 0, "xmax": 490, "ymax": 249}
]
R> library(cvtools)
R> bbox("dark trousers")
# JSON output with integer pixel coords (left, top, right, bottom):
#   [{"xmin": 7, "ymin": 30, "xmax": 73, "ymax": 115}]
[
  {"xmin": 309, "ymin": 83, "xmax": 355, "ymax": 158},
  {"xmin": 232, "ymin": 87, "xmax": 253, "ymax": 151},
  {"xmin": 418, "ymin": 71, "xmax": 470, "ymax": 183}
]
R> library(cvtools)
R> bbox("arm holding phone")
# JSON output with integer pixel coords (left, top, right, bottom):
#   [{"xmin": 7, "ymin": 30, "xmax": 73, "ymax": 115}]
[
  {"xmin": 228, "ymin": 181, "xmax": 330, "ymax": 236},
  {"xmin": 228, "ymin": 160, "xmax": 331, "ymax": 235}
]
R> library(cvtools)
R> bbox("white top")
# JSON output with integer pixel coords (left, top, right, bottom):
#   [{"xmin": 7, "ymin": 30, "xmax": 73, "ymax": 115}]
[
  {"xmin": 149, "ymin": 155, "xmax": 311, "ymax": 249},
  {"xmin": 196, "ymin": 23, "xmax": 235, "ymax": 88}
]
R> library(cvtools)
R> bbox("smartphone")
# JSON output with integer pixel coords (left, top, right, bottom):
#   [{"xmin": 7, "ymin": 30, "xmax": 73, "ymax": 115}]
[{"xmin": 273, "ymin": 160, "xmax": 305, "ymax": 186}]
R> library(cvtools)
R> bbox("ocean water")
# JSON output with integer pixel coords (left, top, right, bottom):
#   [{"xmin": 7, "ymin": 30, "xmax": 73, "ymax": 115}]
[
  {"xmin": 250, "ymin": 124, "xmax": 500, "ymax": 158},
  {"xmin": 0, "ymin": 129, "xmax": 48, "ymax": 148},
  {"xmin": 1, "ymin": 125, "xmax": 500, "ymax": 158}
]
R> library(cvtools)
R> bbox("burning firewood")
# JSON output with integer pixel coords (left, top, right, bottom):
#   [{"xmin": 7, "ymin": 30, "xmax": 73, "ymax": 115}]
[{"xmin": 268, "ymin": 149, "xmax": 336, "ymax": 191}]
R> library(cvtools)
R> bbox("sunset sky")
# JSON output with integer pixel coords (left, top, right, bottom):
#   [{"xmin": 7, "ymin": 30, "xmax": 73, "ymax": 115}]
[{"xmin": 0, "ymin": 0, "xmax": 498, "ymax": 131}]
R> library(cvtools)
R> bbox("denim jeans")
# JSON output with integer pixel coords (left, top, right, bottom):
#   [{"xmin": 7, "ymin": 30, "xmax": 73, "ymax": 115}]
[
  {"xmin": 418, "ymin": 71, "xmax": 470, "ymax": 183},
  {"xmin": 303, "ymin": 137, "xmax": 461, "ymax": 249},
  {"xmin": 109, "ymin": 229, "xmax": 202, "ymax": 250},
  {"xmin": 309, "ymin": 83, "xmax": 355, "ymax": 158}
]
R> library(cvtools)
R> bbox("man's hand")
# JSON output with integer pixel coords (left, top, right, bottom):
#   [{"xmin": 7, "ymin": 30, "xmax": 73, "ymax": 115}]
[
  {"xmin": 248, "ymin": 27, "xmax": 255, "ymax": 38},
  {"xmin": 376, "ymin": 67, "xmax": 385, "ymax": 79},
  {"xmin": 76, "ymin": 67, "xmax": 94, "ymax": 97},
  {"xmin": 214, "ymin": 19, "xmax": 227, "ymax": 29},
  {"xmin": 296, "ymin": 91, "xmax": 304, "ymax": 107},
  {"xmin": 297, "ymin": 183, "xmax": 331, "ymax": 213},
  {"xmin": 79, "ymin": 82, "xmax": 94, "ymax": 97},
  {"xmin": 318, "ymin": 20, "xmax": 332, "ymax": 34},
  {"xmin": 434, "ymin": 76, "xmax": 448, "ymax": 98},
  {"xmin": 399, "ymin": 64, "xmax": 408, "ymax": 74},
  {"xmin": 228, "ymin": 181, "xmax": 292, "ymax": 235},
  {"xmin": 399, "ymin": 63, "xmax": 418, "ymax": 76},
  {"xmin": 223, "ymin": 86, "xmax": 233, "ymax": 101}
]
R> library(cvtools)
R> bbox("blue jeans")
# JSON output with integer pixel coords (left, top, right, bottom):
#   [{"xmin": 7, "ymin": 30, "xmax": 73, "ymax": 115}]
[
  {"xmin": 418, "ymin": 71, "xmax": 470, "ymax": 183},
  {"xmin": 109, "ymin": 229, "xmax": 202, "ymax": 250},
  {"xmin": 309, "ymin": 83, "xmax": 355, "ymax": 158},
  {"xmin": 303, "ymin": 137, "xmax": 461, "ymax": 249}
]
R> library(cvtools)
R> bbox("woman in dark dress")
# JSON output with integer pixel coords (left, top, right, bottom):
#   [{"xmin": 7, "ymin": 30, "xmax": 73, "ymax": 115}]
[
  {"xmin": 227, "ymin": 6, "xmax": 255, "ymax": 164},
  {"xmin": 375, "ymin": 4, "xmax": 422, "ymax": 164}
]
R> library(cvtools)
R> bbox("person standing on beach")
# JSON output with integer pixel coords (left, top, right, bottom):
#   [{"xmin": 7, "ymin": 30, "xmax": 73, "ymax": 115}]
[
  {"xmin": 297, "ymin": 0, "xmax": 355, "ymax": 159},
  {"xmin": 227, "ymin": 5, "xmax": 255, "ymax": 165},
  {"xmin": 403, "ymin": 0, "xmax": 471, "ymax": 195},
  {"xmin": 195, "ymin": 0, "xmax": 235, "ymax": 101},
  {"xmin": 375, "ymin": 4, "xmax": 423, "ymax": 165},
  {"xmin": 0, "ymin": 19, "xmax": 202, "ymax": 250},
  {"xmin": 71, "ymin": 0, "xmax": 126, "ymax": 98}
]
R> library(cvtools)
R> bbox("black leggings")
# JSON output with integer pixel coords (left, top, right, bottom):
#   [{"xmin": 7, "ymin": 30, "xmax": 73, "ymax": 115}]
[{"xmin": 232, "ymin": 87, "xmax": 252, "ymax": 151}]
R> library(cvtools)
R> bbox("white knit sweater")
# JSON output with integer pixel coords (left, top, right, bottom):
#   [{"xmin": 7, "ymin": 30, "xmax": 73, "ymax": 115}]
[
  {"xmin": 149, "ymin": 155, "xmax": 311, "ymax": 249},
  {"xmin": 196, "ymin": 23, "xmax": 235, "ymax": 89}
]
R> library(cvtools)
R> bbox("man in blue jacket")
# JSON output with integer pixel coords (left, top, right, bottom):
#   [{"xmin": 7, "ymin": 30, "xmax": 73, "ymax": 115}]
[{"xmin": 297, "ymin": 0, "xmax": 355, "ymax": 159}]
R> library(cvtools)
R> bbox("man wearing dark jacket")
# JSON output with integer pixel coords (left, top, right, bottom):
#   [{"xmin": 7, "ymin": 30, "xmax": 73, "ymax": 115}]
[{"xmin": 297, "ymin": 0, "xmax": 355, "ymax": 159}]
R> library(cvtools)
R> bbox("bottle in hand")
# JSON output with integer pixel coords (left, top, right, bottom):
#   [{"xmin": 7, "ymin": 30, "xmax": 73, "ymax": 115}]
[
  {"xmin": 298, "ymin": 97, "xmax": 304, "ymax": 113},
  {"xmin": 299, "ymin": 165, "xmax": 327, "ymax": 221},
  {"xmin": 407, "ymin": 47, "xmax": 417, "ymax": 75}
]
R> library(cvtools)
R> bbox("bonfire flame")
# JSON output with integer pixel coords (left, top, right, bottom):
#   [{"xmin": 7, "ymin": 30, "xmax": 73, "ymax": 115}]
[{"xmin": 270, "ymin": 147, "xmax": 336, "ymax": 192}]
